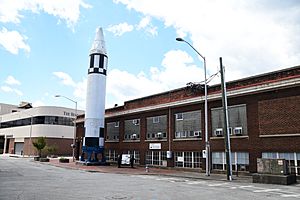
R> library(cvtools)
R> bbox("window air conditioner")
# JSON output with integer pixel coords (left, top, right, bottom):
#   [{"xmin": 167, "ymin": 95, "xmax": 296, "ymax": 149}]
[
  {"xmin": 194, "ymin": 131, "xmax": 201, "ymax": 137},
  {"xmin": 156, "ymin": 132, "xmax": 163, "ymax": 139},
  {"xmin": 132, "ymin": 119, "xmax": 140, "ymax": 125},
  {"xmin": 234, "ymin": 127, "xmax": 243, "ymax": 135},
  {"xmin": 215, "ymin": 128, "xmax": 223, "ymax": 136},
  {"xmin": 131, "ymin": 134, "xmax": 137, "ymax": 140}
]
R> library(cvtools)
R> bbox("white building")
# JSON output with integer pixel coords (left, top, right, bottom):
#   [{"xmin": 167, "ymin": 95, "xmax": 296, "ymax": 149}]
[{"xmin": 0, "ymin": 104, "xmax": 83, "ymax": 156}]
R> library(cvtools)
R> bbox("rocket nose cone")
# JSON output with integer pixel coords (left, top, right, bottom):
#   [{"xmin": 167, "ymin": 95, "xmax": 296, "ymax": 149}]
[
  {"xmin": 95, "ymin": 27, "xmax": 103, "ymax": 40},
  {"xmin": 90, "ymin": 27, "xmax": 107, "ymax": 55}
]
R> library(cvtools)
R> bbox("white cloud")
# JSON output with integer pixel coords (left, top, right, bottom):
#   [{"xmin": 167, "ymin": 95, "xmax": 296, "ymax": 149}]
[
  {"xmin": 53, "ymin": 71, "xmax": 86, "ymax": 109},
  {"xmin": 113, "ymin": 0, "xmax": 300, "ymax": 81},
  {"xmin": 0, "ymin": 0, "xmax": 91, "ymax": 55},
  {"xmin": 73, "ymin": 78, "xmax": 87, "ymax": 100},
  {"xmin": 1, "ymin": 85, "xmax": 13, "ymax": 92},
  {"xmin": 32, "ymin": 100, "xmax": 45, "ymax": 107},
  {"xmin": 107, "ymin": 16, "xmax": 158, "ymax": 37},
  {"xmin": 0, "ymin": 0, "xmax": 91, "ymax": 29},
  {"xmin": 53, "ymin": 71, "xmax": 76, "ymax": 87},
  {"xmin": 5, "ymin": 75, "xmax": 21, "ymax": 85},
  {"xmin": 107, "ymin": 22, "xmax": 134, "ymax": 36},
  {"xmin": 1, "ymin": 85, "xmax": 23, "ymax": 96},
  {"xmin": 51, "ymin": 50, "xmax": 203, "ymax": 108},
  {"xmin": 136, "ymin": 16, "xmax": 158, "ymax": 36},
  {"xmin": 106, "ymin": 50, "xmax": 203, "ymax": 107},
  {"xmin": 13, "ymin": 89, "xmax": 23, "ymax": 96},
  {"xmin": 0, "ymin": 27, "xmax": 30, "ymax": 54}
]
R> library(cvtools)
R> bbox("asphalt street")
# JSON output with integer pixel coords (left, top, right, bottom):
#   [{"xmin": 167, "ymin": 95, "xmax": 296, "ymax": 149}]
[{"xmin": 0, "ymin": 156, "xmax": 299, "ymax": 200}]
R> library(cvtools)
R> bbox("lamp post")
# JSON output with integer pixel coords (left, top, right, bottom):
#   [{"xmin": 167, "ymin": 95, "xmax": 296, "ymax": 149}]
[
  {"xmin": 55, "ymin": 95, "xmax": 77, "ymax": 162},
  {"xmin": 19, "ymin": 111, "xmax": 33, "ymax": 157},
  {"xmin": 176, "ymin": 38, "xmax": 210, "ymax": 176}
]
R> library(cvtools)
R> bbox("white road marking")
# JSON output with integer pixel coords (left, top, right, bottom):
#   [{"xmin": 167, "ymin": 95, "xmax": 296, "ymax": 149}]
[
  {"xmin": 208, "ymin": 183, "xmax": 228, "ymax": 187},
  {"xmin": 132, "ymin": 174, "xmax": 300, "ymax": 198},
  {"xmin": 253, "ymin": 189, "xmax": 281, "ymax": 193},
  {"xmin": 281, "ymin": 194, "xmax": 300, "ymax": 198},
  {"xmin": 239, "ymin": 185, "xmax": 253, "ymax": 188},
  {"xmin": 187, "ymin": 181, "xmax": 202, "ymax": 185}
]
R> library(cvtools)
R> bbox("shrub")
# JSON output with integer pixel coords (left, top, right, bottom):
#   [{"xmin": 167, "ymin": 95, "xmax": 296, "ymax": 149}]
[
  {"xmin": 32, "ymin": 137, "xmax": 46, "ymax": 158},
  {"xmin": 59, "ymin": 157, "xmax": 69, "ymax": 163},
  {"xmin": 46, "ymin": 145, "xmax": 57, "ymax": 157}
]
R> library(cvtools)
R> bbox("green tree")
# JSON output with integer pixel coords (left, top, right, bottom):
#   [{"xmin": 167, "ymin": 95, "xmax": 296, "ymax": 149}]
[{"xmin": 32, "ymin": 137, "xmax": 46, "ymax": 158}]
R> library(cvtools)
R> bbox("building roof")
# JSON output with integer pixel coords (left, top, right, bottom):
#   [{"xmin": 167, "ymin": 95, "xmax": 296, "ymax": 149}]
[{"xmin": 77, "ymin": 65, "xmax": 300, "ymax": 120}]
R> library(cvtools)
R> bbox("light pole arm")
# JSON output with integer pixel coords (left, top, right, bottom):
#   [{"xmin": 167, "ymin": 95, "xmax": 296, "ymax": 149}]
[
  {"xmin": 55, "ymin": 95, "xmax": 77, "ymax": 104},
  {"xmin": 182, "ymin": 40, "xmax": 205, "ymax": 61}
]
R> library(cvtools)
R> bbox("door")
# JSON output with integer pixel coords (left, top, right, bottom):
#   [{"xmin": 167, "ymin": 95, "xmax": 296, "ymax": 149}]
[{"xmin": 14, "ymin": 142, "xmax": 24, "ymax": 155}]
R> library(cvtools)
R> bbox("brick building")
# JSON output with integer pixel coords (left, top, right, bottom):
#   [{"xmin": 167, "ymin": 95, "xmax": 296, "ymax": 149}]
[
  {"xmin": 76, "ymin": 66, "xmax": 300, "ymax": 174},
  {"xmin": 0, "ymin": 105, "xmax": 84, "ymax": 156}
]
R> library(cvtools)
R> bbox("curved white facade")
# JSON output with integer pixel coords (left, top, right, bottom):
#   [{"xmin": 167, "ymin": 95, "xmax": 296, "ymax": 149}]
[{"xmin": 0, "ymin": 106, "xmax": 84, "ymax": 155}]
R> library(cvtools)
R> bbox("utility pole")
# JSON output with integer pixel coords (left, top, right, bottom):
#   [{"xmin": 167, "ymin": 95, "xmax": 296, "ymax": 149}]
[{"xmin": 220, "ymin": 57, "xmax": 232, "ymax": 181}]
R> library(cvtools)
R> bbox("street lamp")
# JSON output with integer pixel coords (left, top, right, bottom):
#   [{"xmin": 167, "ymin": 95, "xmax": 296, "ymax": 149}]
[
  {"xmin": 176, "ymin": 37, "xmax": 210, "ymax": 176},
  {"xmin": 21, "ymin": 112, "xmax": 33, "ymax": 157},
  {"xmin": 55, "ymin": 95, "xmax": 77, "ymax": 162}
]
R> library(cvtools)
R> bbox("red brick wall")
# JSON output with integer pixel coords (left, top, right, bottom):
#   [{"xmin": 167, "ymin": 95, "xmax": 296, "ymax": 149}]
[
  {"xmin": 258, "ymin": 95, "xmax": 300, "ymax": 135},
  {"xmin": 23, "ymin": 137, "xmax": 73, "ymax": 156}
]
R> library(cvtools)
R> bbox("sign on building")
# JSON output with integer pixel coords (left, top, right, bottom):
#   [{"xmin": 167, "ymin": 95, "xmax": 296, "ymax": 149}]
[{"xmin": 149, "ymin": 143, "xmax": 161, "ymax": 150}]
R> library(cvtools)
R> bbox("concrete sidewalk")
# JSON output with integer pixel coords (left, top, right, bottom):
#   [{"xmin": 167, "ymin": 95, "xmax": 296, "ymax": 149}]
[{"xmin": 45, "ymin": 158, "xmax": 252, "ymax": 183}]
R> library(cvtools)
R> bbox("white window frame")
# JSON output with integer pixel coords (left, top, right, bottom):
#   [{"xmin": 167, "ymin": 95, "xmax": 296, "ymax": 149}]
[
  {"xmin": 176, "ymin": 113, "xmax": 183, "ymax": 120},
  {"xmin": 153, "ymin": 116, "xmax": 160, "ymax": 124},
  {"xmin": 175, "ymin": 131, "xmax": 181, "ymax": 138}
]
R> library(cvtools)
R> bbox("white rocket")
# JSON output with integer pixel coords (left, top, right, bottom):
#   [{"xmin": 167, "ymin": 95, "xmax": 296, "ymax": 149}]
[{"xmin": 82, "ymin": 27, "xmax": 107, "ymax": 162}]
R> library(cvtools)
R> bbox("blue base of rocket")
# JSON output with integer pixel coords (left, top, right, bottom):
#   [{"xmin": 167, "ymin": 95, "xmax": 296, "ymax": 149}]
[{"xmin": 80, "ymin": 146, "xmax": 106, "ymax": 163}]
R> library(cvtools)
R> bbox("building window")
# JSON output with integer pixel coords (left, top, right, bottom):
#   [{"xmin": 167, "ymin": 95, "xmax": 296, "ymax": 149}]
[
  {"xmin": 262, "ymin": 152, "xmax": 300, "ymax": 175},
  {"xmin": 153, "ymin": 116, "xmax": 160, "ymax": 123},
  {"xmin": 0, "ymin": 116, "xmax": 74, "ymax": 129},
  {"xmin": 175, "ymin": 113, "xmax": 183, "ymax": 120},
  {"xmin": 146, "ymin": 151, "xmax": 167, "ymax": 166},
  {"xmin": 124, "ymin": 119, "xmax": 140, "ymax": 141},
  {"xmin": 174, "ymin": 110, "xmax": 201, "ymax": 139},
  {"xmin": 106, "ymin": 121, "xmax": 120, "ymax": 141},
  {"xmin": 105, "ymin": 149, "xmax": 118, "ymax": 162},
  {"xmin": 146, "ymin": 115, "xmax": 167, "ymax": 140},
  {"xmin": 211, "ymin": 104, "xmax": 247, "ymax": 137},
  {"xmin": 212, "ymin": 152, "xmax": 249, "ymax": 171},
  {"xmin": 174, "ymin": 152, "xmax": 202, "ymax": 168}
]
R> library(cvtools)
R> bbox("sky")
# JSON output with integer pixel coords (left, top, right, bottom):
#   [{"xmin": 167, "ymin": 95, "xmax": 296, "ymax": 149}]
[{"xmin": 0, "ymin": 0, "xmax": 300, "ymax": 110}]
